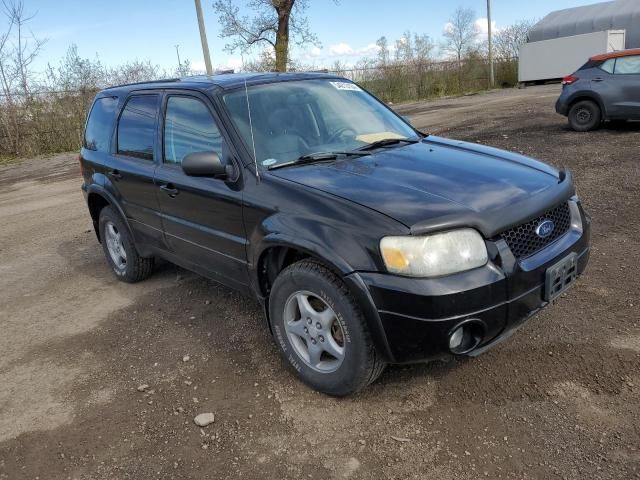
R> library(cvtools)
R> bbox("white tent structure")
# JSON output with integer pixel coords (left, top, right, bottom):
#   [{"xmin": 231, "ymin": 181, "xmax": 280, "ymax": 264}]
[
  {"xmin": 519, "ymin": 0, "xmax": 640, "ymax": 83},
  {"xmin": 528, "ymin": 0, "xmax": 640, "ymax": 49}
]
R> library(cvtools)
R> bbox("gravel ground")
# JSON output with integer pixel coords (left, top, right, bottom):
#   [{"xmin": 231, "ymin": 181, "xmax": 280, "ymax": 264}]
[{"xmin": 0, "ymin": 85, "xmax": 638, "ymax": 480}]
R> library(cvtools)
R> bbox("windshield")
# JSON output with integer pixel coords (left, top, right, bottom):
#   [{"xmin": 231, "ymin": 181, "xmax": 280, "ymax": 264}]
[{"xmin": 222, "ymin": 79, "xmax": 418, "ymax": 167}]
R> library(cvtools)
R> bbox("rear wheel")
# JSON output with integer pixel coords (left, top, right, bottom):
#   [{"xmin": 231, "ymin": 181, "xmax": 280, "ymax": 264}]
[
  {"xmin": 269, "ymin": 260, "xmax": 386, "ymax": 396},
  {"xmin": 568, "ymin": 100, "xmax": 601, "ymax": 132},
  {"xmin": 98, "ymin": 206, "xmax": 154, "ymax": 283}
]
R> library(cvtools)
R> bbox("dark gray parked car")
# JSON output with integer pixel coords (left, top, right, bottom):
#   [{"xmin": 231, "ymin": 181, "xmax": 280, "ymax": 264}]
[{"xmin": 556, "ymin": 48, "xmax": 640, "ymax": 131}]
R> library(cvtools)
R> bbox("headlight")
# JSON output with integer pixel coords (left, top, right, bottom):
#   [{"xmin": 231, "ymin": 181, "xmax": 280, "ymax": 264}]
[{"xmin": 380, "ymin": 228, "xmax": 488, "ymax": 277}]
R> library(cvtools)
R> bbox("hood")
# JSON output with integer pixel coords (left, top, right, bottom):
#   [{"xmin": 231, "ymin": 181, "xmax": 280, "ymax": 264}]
[{"xmin": 270, "ymin": 136, "xmax": 574, "ymax": 237}]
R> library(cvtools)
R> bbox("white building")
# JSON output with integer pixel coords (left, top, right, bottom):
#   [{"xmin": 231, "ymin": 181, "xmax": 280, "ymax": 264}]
[{"xmin": 519, "ymin": 0, "xmax": 640, "ymax": 83}]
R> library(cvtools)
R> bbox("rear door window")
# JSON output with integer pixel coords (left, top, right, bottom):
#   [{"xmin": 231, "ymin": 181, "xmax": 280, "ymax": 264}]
[
  {"xmin": 614, "ymin": 56, "xmax": 640, "ymax": 74},
  {"xmin": 84, "ymin": 97, "xmax": 118, "ymax": 152},
  {"xmin": 163, "ymin": 96, "xmax": 224, "ymax": 164},
  {"xmin": 117, "ymin": 95, "xmax": 160, "ymax": 160}
]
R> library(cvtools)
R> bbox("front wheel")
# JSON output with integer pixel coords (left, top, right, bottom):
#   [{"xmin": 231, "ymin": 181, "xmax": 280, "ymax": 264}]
[
  {"xmin": 568, "ymin": 100, "xmax": 601, "ymax": 132},
  {"xmin": 269, "ymin": 260, "xmax": 386, "ymax": 396}
]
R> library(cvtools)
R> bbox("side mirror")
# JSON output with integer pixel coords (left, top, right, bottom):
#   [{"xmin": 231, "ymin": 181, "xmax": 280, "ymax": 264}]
[{"xmin": 182, "ymin": 151, "xmax": 232, "ymax": 178}]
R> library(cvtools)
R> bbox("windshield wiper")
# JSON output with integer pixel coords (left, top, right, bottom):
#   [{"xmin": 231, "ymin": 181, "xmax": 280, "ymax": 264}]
[
  {"xmin": 268, "ymin": 151, "xmax": 371, "ymax": 170},
  {"xmin": 356, "ymin": 137, "xmax": 420, "ymax": 151}
]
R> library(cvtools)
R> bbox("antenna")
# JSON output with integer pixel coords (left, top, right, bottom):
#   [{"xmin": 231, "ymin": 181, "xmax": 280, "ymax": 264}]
[{"xmin": 244, "ymin": 78, "xmax": 260, "ymax": 180}]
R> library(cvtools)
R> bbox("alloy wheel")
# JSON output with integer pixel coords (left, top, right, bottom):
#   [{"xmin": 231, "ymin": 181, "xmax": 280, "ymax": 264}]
[
  {"xmin": 104, "ymin": 221, "xmax": 127, "ymax": 270},
  {"xmin": 283, "ymin": 290, "xmax": 346, "ymax": 373}
]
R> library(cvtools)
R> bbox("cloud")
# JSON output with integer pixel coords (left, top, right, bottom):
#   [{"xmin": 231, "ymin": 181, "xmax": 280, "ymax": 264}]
[
  {"xmin": 296, "ymin": 41, "xmax": 383, "ymax": 67},
  {"xmin": 329, "ymin": 43, "xmax": 354, "ymax": 56},
  {"xmin": 323, "ymin": 43, "xmax": 380, "ymax": 58},
  {"xmin": 308, "ymin": 46, "xmax": 323, "ymax": 58},
  {"xmin": 358, "ymin": 43, "xmax": 380, "ymax": 56},
  {"xmin": 475, "ymin": 18, "xmax": 499, "ymax": 38}
]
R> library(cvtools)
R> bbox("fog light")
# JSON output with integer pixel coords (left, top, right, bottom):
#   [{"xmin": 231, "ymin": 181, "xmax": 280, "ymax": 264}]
[
  {"xmin": 448, "ymin": 320, "xmax": 484, "ymax": 354},
  {"xmin": 449, "ymin": 327, "xmax": 464, "ymax": 350}
]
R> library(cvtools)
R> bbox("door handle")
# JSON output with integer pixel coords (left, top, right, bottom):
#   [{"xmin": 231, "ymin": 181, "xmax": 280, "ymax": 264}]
[
  {"xmin": 592, "ymin": 78, "xmax": 604, "ymax": 82},
  {"xmin": 108, "ymin": 169, "xmax": 122, "ymax": 180},
  {"xmin": 160, "ymin": 183, "xmax": 179, "ymax": 197}
]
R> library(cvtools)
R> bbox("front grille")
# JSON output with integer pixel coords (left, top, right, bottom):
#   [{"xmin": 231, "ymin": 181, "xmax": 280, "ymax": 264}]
[{"xmin": 499, "ymin": 202, "xmax": 571, "ymax": 259}]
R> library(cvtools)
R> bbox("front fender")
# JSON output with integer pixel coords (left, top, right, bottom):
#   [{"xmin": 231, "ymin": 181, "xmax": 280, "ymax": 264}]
[{"xmin": 248, "ymin": 212, "xmax": 383, "ymax": 279}]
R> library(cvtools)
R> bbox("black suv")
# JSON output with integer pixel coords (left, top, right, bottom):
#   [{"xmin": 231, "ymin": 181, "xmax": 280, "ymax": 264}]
[{"xmin": 81, "ymin": 73, "xmax": 591, "ymax": 396}]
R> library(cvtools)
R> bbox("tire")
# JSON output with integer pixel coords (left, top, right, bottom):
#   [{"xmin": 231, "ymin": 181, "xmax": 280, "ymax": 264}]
[
  {"xmin": 568, "ymin": 100, "xmax": 601, "ymax": 132},
  {"xmin": 98, "ymin": 206, "xmax": 154, "ymax": 283},
  {"xmin": 269, "ymin": 260, "xmax": 386, "ymax": 396}
]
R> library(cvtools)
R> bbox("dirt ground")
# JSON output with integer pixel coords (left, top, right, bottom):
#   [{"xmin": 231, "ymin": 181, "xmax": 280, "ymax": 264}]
[{"xmin": 0, "ymin": 85, "xmax": 638, "ymax": 480}]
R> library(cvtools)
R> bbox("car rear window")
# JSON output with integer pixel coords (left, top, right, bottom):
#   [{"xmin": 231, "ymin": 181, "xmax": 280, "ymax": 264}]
[
  {"xmin": 84, "ymin": 97, "xmax": 118, "ymax": 152},
  {"xmin": 117, "ymin": 95, "xmax": 160, "ymax": 160}
]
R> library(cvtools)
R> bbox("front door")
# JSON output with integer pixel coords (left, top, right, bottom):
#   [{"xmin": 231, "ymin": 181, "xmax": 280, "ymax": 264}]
[{"xmin": 154, "ymin": 92, "xmax": 249, "ymax": 289}]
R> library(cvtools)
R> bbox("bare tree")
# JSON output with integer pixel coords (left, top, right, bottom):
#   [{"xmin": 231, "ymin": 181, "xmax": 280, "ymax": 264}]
[
  {"xmin": 442, "ymin": 7, "xmax": 478, "ymax": 69},
  {"xmin": 0, "ymin": 0, "xmax": 45, "ymax": 95},
  {"xmin": 0, "ymin": 0, "xmax": 46, "ymax": 155},
  {"xmin": 412, "ymin": 32, "xmax": 434, "ymax": 65},
  {"xmin": 213, "ymin": 0, "xmax": 320, "ymax": 72},
  {"xmin": 394, "ymin": 31, "xmax": 414, "ymax": 63},
  {"xmin": 242, "ymin": 48, "xmax": 276, "ymax": 71},
  {"xmin": 494, "ymin": 19, "xmax": 535, "ymax": 61},
  {"xmin": 376, "ymin": 36, "xmax": 389, "ymax": 66}
]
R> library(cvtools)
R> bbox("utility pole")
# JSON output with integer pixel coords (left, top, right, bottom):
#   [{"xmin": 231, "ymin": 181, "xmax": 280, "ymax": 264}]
[
  {"xmin": 194, "ymin": 0, "xmax": 213, "ymax": 75},
  {"xmin": 175, "ymin": 44, "xmax": 182, "ymax": 72},
  {"xmin": 487, "ymin": 0, "xmax": 494, "ymax": 87}
]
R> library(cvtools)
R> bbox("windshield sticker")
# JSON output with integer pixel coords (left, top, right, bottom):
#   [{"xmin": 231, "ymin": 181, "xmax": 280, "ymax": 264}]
[
  {"xmin": 262, "ymin": 158, "xmax": 278, "ymax": 167},
  {"xmin": 329, "ymin": 81, "xmax": 362, "ymax": 91}
]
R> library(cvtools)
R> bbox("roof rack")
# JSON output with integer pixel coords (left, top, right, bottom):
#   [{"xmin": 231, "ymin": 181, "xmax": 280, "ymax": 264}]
[{"xmin": 105, "ymin": 78, "xmax": 181, "ymax": 89}]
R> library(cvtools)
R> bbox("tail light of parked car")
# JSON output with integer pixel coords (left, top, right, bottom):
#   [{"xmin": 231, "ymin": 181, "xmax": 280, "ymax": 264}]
[{"xmin": 561, "ymin": 75, "xmax": 578, "ymax": 86}]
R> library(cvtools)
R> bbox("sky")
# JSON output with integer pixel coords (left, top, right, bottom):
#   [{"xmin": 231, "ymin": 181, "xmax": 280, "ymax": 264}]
[{"xmin": 8, "ymin": 0, "xmax": 605, "ymax": 76}]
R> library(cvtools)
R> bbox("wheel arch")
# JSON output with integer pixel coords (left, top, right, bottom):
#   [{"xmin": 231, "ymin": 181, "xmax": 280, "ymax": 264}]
[
  {"xmin": 255, "ymin": 237, "xmax": 395, "ymax": 362},
  {"xmin": 86, "ymin": 185, "xmax": 134, "ymax": 243},
  {"xmin": 567, "ymin": 92, "xmax": 607, "ymax": 119},
  {"xmin": 255, "ymin": 237, "xmax": 353, "ymax": 299}
]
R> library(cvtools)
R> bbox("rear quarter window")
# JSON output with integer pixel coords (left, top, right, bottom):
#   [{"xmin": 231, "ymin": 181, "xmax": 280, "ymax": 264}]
[
  {"xmin": 599, "ymin": 58, "xmax": 615, "ymax": 74},
  {"xmin": 84, "ymin": 97, "xmax": 118, "ymax": 152}
]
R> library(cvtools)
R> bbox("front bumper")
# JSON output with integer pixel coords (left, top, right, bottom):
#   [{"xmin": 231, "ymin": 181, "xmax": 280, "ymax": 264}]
[{"xmin": 347, "ymin": 200, "xmax": 591, "ymax": 364}]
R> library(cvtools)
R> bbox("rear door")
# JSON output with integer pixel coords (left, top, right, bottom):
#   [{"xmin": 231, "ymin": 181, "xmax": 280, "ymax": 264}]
[
  {"xmin": 103, "ymin": 93, "xmax": 165, "ymax": 248},
  {"xmin": 154, "ymin": 91, "xmax": 249, "ymax": 289},
  {"xmin": 592, "ymin": 56, "xmax": 640, "ymax": 119},
  {"xmin": 610, "ymin": 55, "xmax": 640, "ymax": 119}
]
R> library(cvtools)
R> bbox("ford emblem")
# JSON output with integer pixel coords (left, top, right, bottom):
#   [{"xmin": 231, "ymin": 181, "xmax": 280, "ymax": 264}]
[{"xmin": 536, "ymin": 219, "xmax": 555, "ymax": 238}]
